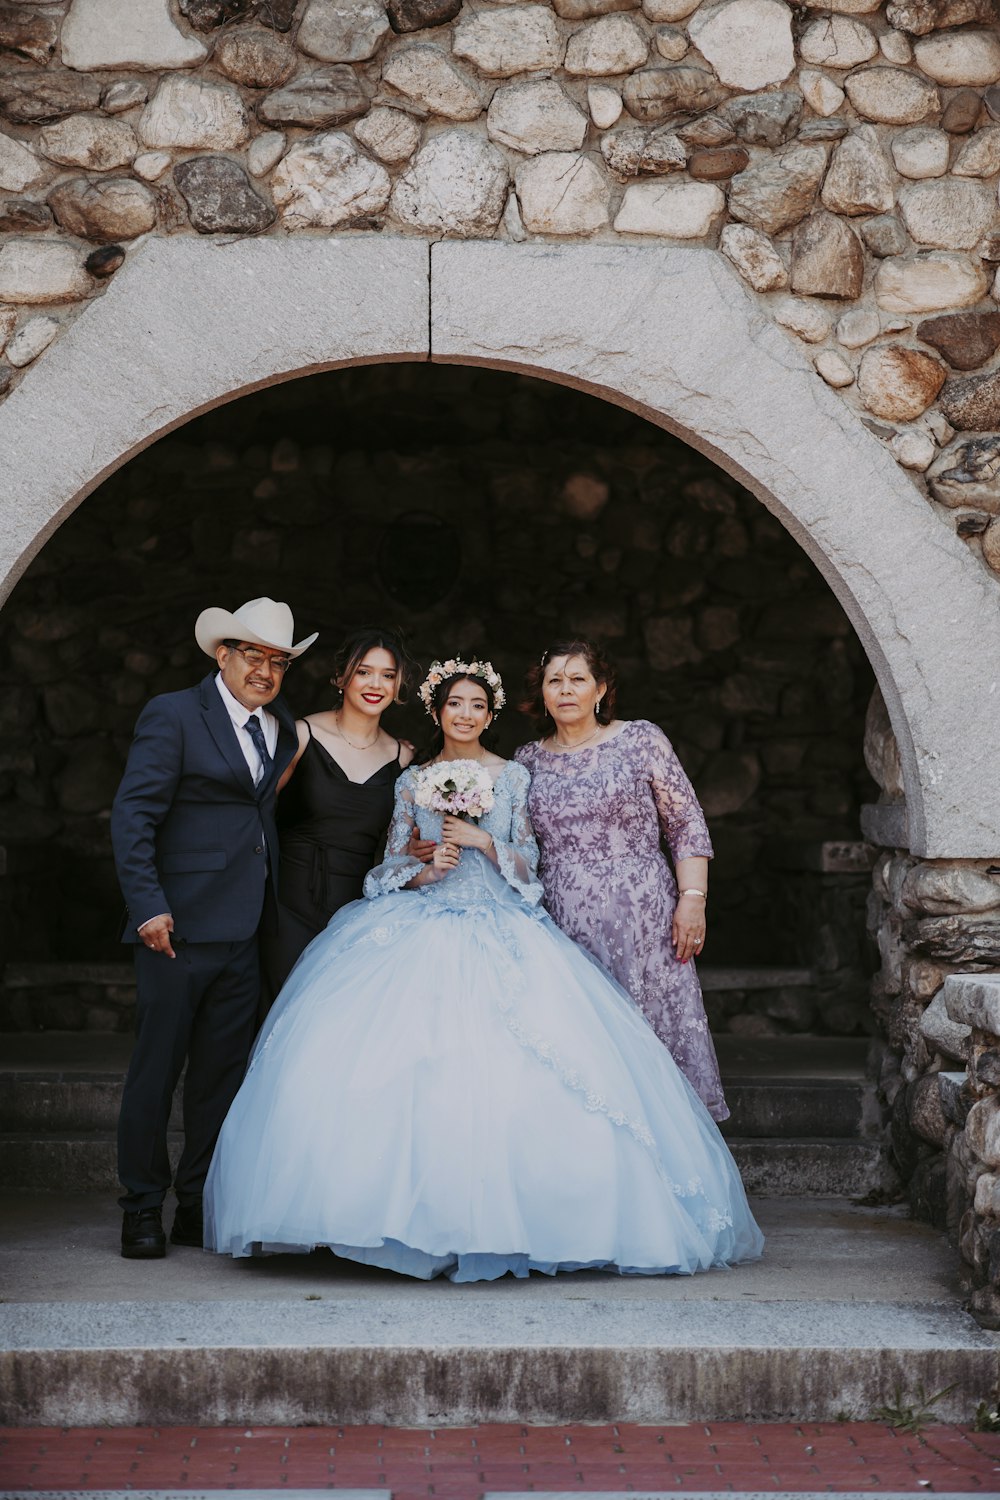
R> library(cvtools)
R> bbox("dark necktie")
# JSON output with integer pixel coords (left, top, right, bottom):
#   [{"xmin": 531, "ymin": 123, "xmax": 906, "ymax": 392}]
[{"xmin": 243, "ymin": 714, "xmax": 271, "ymax": 784}]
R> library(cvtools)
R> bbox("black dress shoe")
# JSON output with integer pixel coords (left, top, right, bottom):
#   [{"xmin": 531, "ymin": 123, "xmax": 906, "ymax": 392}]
[
  {"xmin": 170, "ymin": 1201, "xmax": 204, "ymax": 1248},
  {"xmin": 121, "ymin": 1206, "xmax": 166, "ymax": 1259}
]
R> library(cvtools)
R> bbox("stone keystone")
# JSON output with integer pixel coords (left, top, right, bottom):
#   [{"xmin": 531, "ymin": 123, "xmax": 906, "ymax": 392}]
[{"xmin": 790, "ymin": 210, "xmax": 864, "ymax": 299}]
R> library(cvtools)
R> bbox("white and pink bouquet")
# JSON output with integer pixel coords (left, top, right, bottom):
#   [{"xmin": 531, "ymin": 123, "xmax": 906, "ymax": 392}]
[{"xmin": 413, "ymin": 760, "xmax": 495, "ymax": 822}]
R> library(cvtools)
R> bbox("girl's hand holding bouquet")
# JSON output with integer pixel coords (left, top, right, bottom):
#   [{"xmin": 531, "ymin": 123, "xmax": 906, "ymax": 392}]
[{"xmin": 414, "ymin": 760, "xmax": 497, "ymax": 874}]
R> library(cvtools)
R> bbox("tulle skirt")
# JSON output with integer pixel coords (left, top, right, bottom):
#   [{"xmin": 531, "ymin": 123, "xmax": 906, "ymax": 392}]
[{"xmin": 204, "ymin": 880, "xmax": 763, "ymax": 1282}]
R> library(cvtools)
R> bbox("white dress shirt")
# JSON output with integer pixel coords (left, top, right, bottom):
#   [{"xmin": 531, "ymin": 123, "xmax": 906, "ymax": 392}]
[
  {"xmin": 136, "ymin": 676, "xmax": 280, "ymax": 935},
  {"xmin": 215, "ymin": 672, "xmax": 278, "ymax": 785}
]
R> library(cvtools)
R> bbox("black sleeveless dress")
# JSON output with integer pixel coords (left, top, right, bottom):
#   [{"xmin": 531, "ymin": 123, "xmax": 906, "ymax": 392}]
[{"xmin": 263, "ymin": 724, "xmax": 403, "ymax": 995}]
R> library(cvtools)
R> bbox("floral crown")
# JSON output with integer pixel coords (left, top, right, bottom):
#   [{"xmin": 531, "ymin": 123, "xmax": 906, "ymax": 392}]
[{"xmin": 418, "ymin": 657, "xmax": 506, "ymax": 717}]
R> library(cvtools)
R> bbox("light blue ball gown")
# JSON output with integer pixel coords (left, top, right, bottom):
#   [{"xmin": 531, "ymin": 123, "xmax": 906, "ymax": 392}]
[{"xmin": 204, "ymin": 761, "xmax": 764, "ymax": 1282}]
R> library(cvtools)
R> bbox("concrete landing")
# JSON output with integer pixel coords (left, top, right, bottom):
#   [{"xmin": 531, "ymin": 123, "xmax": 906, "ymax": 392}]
[{"xmin": 1, "ymin": 1194, "xmax": 997, "ymax": 1427}]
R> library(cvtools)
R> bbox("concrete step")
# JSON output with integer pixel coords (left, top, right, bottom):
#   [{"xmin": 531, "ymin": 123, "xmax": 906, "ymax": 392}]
[
  {"xmin": 0, "ymin": 1131, "xmax": 893, "ymax": 1198},
  {"xmin": 727, "ymin": 1137, "xmax": 894, "ymax": 1197},
  {"xmin": 721, "ymin": 1078, "xmax": 878, "ymax": 1140},
  {"xmin": 0, "ymin": 1069, "xmax": 879, "ymax": 1141},
  {"xmin": 0, "ymin": 1032, "xmax": 889, "ymax": 1196},
  {"xmin": 1, "ymin": 1194, "xmax": 996, "ymax": 1427}
]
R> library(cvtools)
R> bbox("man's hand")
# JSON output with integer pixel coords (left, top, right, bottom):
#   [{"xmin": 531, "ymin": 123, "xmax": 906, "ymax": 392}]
[
  {"xmin": 139, "ymin": 913, "xmax": 176, "ymax": 959},
  {"xmin": 407, "ymin": 833, "xmax": 436, "ymax": 864}
]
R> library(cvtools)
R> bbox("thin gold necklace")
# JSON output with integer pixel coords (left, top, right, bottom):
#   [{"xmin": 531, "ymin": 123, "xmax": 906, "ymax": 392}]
[
  {"xmin": 334, "ymin": 711, "xmax": 379, "ymax": 750},
  {"xmin": 552, "ymin": 723, "xmax": 602, "ymax": 751}
]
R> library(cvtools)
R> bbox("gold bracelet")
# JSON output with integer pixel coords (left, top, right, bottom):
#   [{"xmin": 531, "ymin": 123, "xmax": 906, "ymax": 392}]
[{"xmin": 679, "ymin": 888, "xmax": 707, "ymax": 899}]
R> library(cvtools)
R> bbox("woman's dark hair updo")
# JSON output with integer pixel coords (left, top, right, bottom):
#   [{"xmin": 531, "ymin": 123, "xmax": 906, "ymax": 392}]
[
  {"xmin": 418, "ymin": 672, "xmax": 498, "ymax": 765},
  {"xmin": 330, "ymin": 625, "xmax": 414, "ymax": 705},
  {"xmin": 520, "ymin": 639, "xmax": 618, "ymax": 736}
]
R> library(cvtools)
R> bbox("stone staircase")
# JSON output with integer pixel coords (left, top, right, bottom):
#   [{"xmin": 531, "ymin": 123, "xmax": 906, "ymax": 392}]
[
  {"xmin": 5, "ymin": 970, "xmax": 997, "ymax": 1429},
  {"xmin": 0, "ymin": 975, "xmax": 893, "ymax": 1197}
]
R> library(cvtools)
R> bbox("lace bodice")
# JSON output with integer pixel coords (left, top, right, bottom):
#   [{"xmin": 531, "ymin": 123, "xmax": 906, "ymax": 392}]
[
  {"xmin": 516, "ymin": 720, "xmax": 713, "ymax": 871},
  {"xmin": 364, "ymin": 760, "xmax": 543, "ymax": 908}
]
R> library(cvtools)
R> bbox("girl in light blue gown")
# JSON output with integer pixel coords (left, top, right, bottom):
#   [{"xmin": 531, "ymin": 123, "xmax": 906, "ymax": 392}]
[{"xmin": 204, "ymin": 659, "xmax": 764, "ymax": 1282}]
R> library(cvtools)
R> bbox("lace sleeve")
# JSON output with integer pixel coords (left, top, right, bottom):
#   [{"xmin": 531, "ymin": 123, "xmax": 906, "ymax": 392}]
[
  {"xmin": 493, "ymin": 763, "xmax": 544, "ymax": 907},
  {"xmin": 363, "ymin": 775, "xmax": 424, "ymax": 899},
  {"xmin": 643, "ymin": 721, "xmax": 714, "ymax": 862}
]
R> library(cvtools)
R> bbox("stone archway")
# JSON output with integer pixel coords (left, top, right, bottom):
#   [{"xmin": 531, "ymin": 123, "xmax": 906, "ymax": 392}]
[{"xmin": 0, "ymin": 235, "xmax": 997, "ymax": 857}]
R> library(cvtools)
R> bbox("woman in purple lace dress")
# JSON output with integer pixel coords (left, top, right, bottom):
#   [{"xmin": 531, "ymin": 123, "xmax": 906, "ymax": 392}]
[{"xmin": 515, "ymin": 639, "xmax": 727, "ymax": 1122}]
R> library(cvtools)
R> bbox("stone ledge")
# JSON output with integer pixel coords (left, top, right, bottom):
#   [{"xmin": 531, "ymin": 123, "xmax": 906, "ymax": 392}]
[{"xmin": 944, "ymin": 972, "xmax": 1000, "ymax": 1034}]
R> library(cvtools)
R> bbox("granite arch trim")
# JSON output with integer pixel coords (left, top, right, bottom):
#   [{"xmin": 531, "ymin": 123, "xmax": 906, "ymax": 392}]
[{"xmin": 0, "ymin": 235, "xmax": 996, "ymax": 857}]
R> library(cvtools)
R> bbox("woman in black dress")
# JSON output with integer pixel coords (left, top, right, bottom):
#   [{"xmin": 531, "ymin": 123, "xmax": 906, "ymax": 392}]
[{"xmin": 263, "ymin": 626, "xmax": 416, "ymax": 995}]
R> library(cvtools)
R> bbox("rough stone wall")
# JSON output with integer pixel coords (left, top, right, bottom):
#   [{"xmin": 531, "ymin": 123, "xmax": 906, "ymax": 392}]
[
  {"xmin": 937, "ymin": 974, "xmax": 1000, "ymax": 1326},
  {"xmin": 864, "ymin": 693, "xmax": 1000, "ymax": 1317},
  {"xmin": 0, "ymin": 363, "xmax": 877, "ymax": 1030},
  {"xmin": 0, "ymin": 0, "xmax": 999, "ymax": 560}
]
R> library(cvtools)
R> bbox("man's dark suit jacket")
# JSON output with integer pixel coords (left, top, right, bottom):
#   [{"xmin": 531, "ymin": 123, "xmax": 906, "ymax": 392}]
[{"xmin": 111, "ymin": 673, "xmax": 298, "ymax": 945}]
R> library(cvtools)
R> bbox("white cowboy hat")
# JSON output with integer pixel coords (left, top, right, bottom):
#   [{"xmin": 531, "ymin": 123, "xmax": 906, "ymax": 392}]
[{"xmin": 195, "ymin": 597, "xmax": 318, "ymax": 660}]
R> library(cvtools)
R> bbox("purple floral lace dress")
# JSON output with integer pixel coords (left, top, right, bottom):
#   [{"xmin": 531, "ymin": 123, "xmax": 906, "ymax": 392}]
[{"xmin": 516, "ymin": 720, "xmax": 727, "ymax": 1122}]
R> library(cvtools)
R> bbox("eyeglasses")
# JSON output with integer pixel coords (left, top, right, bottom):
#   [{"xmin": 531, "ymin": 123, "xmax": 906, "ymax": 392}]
[{"xmin": 226, "ymin": 643, "xmax": 293, "ymax": 674}]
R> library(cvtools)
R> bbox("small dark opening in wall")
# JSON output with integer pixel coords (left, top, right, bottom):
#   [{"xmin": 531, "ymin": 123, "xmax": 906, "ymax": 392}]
[{"xmin": 378, "ymin": 511, "xmax": 453, "ymax": 610}]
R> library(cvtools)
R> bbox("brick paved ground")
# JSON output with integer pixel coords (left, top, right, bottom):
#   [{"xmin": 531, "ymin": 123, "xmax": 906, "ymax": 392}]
[{"xmin": 2, "ymin": 1423, "xmax": 1000, "ymax": 1496}]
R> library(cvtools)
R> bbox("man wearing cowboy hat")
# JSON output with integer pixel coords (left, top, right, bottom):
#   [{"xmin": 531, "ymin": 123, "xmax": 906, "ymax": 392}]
[{"xmin": 111, "ymin": 598, "xmax": 316, "ymax": 1259}]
